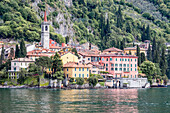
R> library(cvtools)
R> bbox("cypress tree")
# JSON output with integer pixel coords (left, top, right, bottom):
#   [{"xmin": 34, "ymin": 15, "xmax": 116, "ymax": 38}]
[
  {"xmin": 146, "ymin": 25, "xmax": 151, "ymax": 40},
  {"xmin": 154, "ymin": 47, "xmax": 160, "ymax": 64},
  {"xmin": 20, "ymin": 39, "xmax": 27, "ymax": 58},
  {"xmin": 160, "ymin": 47, "xmax": 167, "ymax": 76},
  {"xmin": 126, "ymin": 21, "xmax": 132, "ymax": 33},
  {"xmin": 147, "ymin": 43, "xmax": 152, "ymax": 61},
  {"xmin": 116, "ymin": 5, "xmax": 123, "ymax": 29},
  {"xmin": 121, "ymin": 39, "xmax": 125, "ymax": 50},
  {"xmin": 141, "ymin": 25, "xmax": 146, "ymax": 42},
  {"xmin": 9, "ymin": 48, "xmax": 14, "ymax": 60},
  {"xmin": 129, "ymin": 50, "xmax": 132, "ymax": 55},
  {"xmin": 15, "ymin": 44, "xmax": 21, "ymax": 58},
  {"xmin": 136, "ymin": 45, "xmax": 141, "ymax": 66},
  {"xmin": 152, "ymin": 37, "xmax": 156, "ymax": 62},
  {"xmin": 140, "ymin": 52, "xmax": 146, "ymax": 64},
  {"xmin": 0, "ymin": 46, "xmax": 4, "ymax": 65}
]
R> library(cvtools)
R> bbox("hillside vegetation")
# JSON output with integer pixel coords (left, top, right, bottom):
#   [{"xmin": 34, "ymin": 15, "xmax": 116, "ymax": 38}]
[{"xmin": 0, "ymin": 0, "xmax": 169, "ymax": 50}]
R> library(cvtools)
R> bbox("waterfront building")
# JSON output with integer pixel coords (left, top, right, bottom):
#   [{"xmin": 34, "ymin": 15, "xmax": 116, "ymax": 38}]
[
  {"xmin": 124, "ymin": 46, "xmax": 146, "ymax": 56},
  {"xmin": 60, "ymin": 52, "xmax": 78, "ymax": 65},
  {"xmin": 86, "ymin": 62, "xmax": 105, "ymax": 74},
  {"xmin": 8, "ymin": 58, "xmax": 34, "ymax": 79},
  {"xmin": 63, "ymin": 62, "xmax": 90, "ymax": 79},
  {"xmin": 103, "ymin": 47, "xmax": 123, "ymax": 54},
  {"xmin": 99, "ymin": 53, "xmax": 138, "ymax": 78},
  {"xmin": 80, "ymin": 42, "xmax": 99, "ymax": 50}
]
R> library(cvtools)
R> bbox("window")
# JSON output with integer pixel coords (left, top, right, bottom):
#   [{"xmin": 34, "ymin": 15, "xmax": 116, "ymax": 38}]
[
  {"xmin": 106, "ymin": 64, "xmax": 108, "ymax": 67},
  {"xmin": 75, "ymin": 74, "xmax": 76, "ymax": 77},
  {"xmin": 124, "ymin": 64, "xmax": 126, "ymax": 67},
  {"xmin": 79, "ymin": 74, "xmax": 81, "ymax": 77},
  {"xmin": 82, "ymin": 74, "xmax": 84, "ymax": 78},
  {"xmin": 125, "ymin": 59, "xmax": 127, "ymax": 61},
  {"xmin": 75, "ymin": 68, "xmax": 76, "ymax": 71},
  {"xmin": 131, "ymin": 68, "xmax": 132, "ymax": 71},
  {"xmin": 42, "ymin": 26, "xmax": 44, "ymax": 31},
  {"xmin": 135, "ymin": 59, "xmax": 136, "ymax": 62},
  {"xmin": 127, "ymin": 68, "xmax": 129, "ymax": 71},
  {"xmin": 124, "ymin": 74, "xmax": 126, "ymax": 77},
  {"xmin": 119, "ymin": 64, "xmax": 122, "ymax": 67},
  {"xmin": 49, "ymin": 68, "xmax": 50, "ymax": 71},
  {"xmin": 120, "ymin": 74, "xmax": 121, "ymax": 78},
  {"xmin": 67, "ymin": 74, "xmax": 68, "ymax": 78},
  {"xmin": 79, "ymin": 68, "xmax": 81, "ymax": 71},
  {"xmin": 115, "ymin": 68, "xmax": 118, "ymax": 71},
  {"xmin": 106, "ymin": 68, "xmax": 108, "ymax": 71},
  {"xmin": 135, "ymin": 68, "xmax": 137, "ymax": 71},
  {"xmin": 111, "ymin": 64, "xmax": 114, "ymax": 67},
  {"xmin": 106, "ymin": 58, "xmax": 108, "ymax": 61},
  {"xmin": 135, "ymin": 75, "xmax": 136, "ymax": 78},
  {"xmin": 119, "ymin": 68, "xmax": 122, "ymax": 71},
  {"xmin": 88, "ymin": 58, "xmax": 90, "ymax": 61},
  {"xmin": 87, "ymin": 74, "xmax": 89, "ymax": 77},
  {"xmin": 45, "ymin": 26, "xmax": 48, "ymax": 31},
  {"xmin": 131, "ymin": 64, "xmax": 132, "ymax": 67},
  {"xmin": 131, "ymin": 75, "xmax": 132, "ymax": 78},
  {"xmin": 67, "ymin": 68, "xmax": 68, "ymax": 71},
  {"xmin": 122, "ymin": 58, "xmax": 124, "ymax": 61},
  {"xmin": 14, "ymin": 67, "xmax": 16, "ymax": 71},
  {"xmin": 135, "ymin": 64, "xmax": 137, "ymax": 67},
  {"xmin": 131, "ymin": 59, "xmax": 132, "ymax": 61},
  {"xmin": 116, "ymin": 74, "xmax": 117, "ymax": 78},
  {"xmin": 102, "ymin": 58, "xmax": 104, "ymax": 61},
  {"xmin": 124, "ymin": 68, "xmax": 126, "ymax": 71},
  {"xmin": 87, "ymin": 68, "xmax": 89, "ymax": 71},
  {"xmin": 111, "ymin": 68, "xmax": 114, "ymax": 71},
  {"xmin": 115, "ymin": 64, "xmax": 118, "ymax": 67},
  {"xmin": 116, "ymin": 58, "xmax": 117, "ymax": 61},
  {"xmin": 128, "ymin": 59, "xmax": 129, "ymax": 61},
  {"xmin": 82, "ymin": 68, "xmax": 84, "ymax": 71},
  {"xmin": 120, "ymin": 58, "xmax": 121, "ymax": 61},
  {"xmin": 127, "ymin": 64, "xmax": 129, "ymax": 67},
  {"xmin": 110, "ymin": 58, "xmax": 112, "ymax": 61},
  {"xmin": 99, "ymin": 58, "xmax": 101, "ymax": 61}
]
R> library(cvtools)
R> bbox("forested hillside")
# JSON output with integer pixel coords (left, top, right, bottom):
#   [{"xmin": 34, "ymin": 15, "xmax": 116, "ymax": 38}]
[{"xmin": 0, "ymin": 0, "xmax": 169, "ymax": 50}]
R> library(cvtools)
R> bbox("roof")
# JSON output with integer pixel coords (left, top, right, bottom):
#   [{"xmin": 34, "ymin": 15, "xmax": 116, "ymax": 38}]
[
  {"xmin": 50, "ymin": 46, "xmax": 61, "ymax": 49},
  {"xmin": 12, "ymin": 58, "xmax": 34, "ymax": 62},
  {"xmin": 44, "ymin": 11, "xmax": 47, "ymax": 22},
  {"xmin": 78, "ymin": 49, "xmax": 100, "ymax": 57},
  {"xmin": 60, "ymin": 52, "xmax": 77, "ymax": 57},
  {"xmin": 63, "ymin": 62, "xmax": 91, "ymax": 68},
  {"xmin": 103, "ymin": 47, "xmax": 123, "ymax": 52}
]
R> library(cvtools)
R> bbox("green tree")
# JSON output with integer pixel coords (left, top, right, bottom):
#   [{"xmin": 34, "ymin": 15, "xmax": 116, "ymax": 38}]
[
  {"xmin": 35, "ymin": 56, "xmax": 52, "ymax": 75},
  {"xmin": 72, "ymin": 48, "xmax": 80, "ymax": 59},
  {"xmin": 28, "ymin": 63, "xmax": 41, "ymax": 75},
  {"xmin": 126, "ymin": 21, "xmax": 132, "ymax": 33},
  {"xmin": 76, "ymin": 77, "xmax": 84, "ymax": 85},
  {"xmin": 160, "ymin": 47, "xmax": 167, "ymax": 76},
  {"xmin": 140, "ymin": 52, "xmax": 146, "ymax": 64},
  {"xmin": 0, "ymin": 46, "xmax": 5, "ymax": 65},
  {"xmin": 141, "ymin": 25, "xmax": 146, "ymax": 42},
  {"xmin": 52, "ymin": 52, "xmax": 63, "ymax": 74},
  {"xmin": 20, "ymin": 39, "xmax": 27, "ymax": 58},
  {"xmin": 88, "ymin": 76, "xmax": 98, "ymax": 87},
  {"xmin": 116, "ymin": 5, "xmax": 123, "ymax": 29},
  {"xmin": 147, "ymin": 43, "xmax": 152, "ymax": 61},
  {"xmin": 15, "ymin": 44, "xmax": 21, "ymax": 58},
  {"xmin": 129, "ymin": 50, "xmax": 132, "ymax": 55},
  {"xmin": 136, "ymin": 45, "xmax": 141, "ymax": 66},
  {"xmin": 146, "ymin": 25, "xmax": 151, "ymax": 40},
  {"xmin": 152, "ymin": 37, "xmax": 156, "ymax": 62}
]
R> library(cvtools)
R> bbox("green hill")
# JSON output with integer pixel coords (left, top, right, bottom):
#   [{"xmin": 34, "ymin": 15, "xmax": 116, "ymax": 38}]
[{"xmin": 0, "ymin": 0, "xmax": 169, "ymax": 50}]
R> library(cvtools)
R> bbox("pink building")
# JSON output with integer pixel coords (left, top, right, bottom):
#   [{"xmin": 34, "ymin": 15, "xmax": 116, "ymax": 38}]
[{"xmin": 99, "ymin": 53, "xmax": 138, "ymax": 78}]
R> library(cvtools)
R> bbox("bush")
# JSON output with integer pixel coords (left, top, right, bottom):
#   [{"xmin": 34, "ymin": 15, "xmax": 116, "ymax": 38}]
[
  {"xmin": 88, "ymin": 76, "xmax": 98, "ymax": 87},
  {"xmin": 76, "ymin": 77, "xmax": 84, "ymax": 85},
  {"xmin": 99, "ymin": 82, "xmax": 105, "ymax": 86},
  {"xmin": 69, "ymin": 77, "xmax": 74, "ymax": 82}
]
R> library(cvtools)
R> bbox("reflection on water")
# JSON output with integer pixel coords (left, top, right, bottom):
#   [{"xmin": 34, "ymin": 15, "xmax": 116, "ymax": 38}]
[{"xmin": 0, "ymin": 87, "xmax": 170, "ymax": 113}]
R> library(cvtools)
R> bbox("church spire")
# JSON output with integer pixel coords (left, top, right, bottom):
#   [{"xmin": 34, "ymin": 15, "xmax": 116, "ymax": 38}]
[{"xmin": 44, "ymin": 11, "xmax": 47, "ymax": 22}]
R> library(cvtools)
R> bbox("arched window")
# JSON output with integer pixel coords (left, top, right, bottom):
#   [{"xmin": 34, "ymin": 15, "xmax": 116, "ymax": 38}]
[{"xmin": 45, "ymin": 26, "xmax": 48, "ymax": 31}]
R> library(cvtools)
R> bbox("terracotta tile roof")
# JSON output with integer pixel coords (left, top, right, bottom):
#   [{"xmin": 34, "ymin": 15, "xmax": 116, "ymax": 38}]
[
  {"xmin": 63, "ymin": 62, "xmax": 91, "ymax": 68},
  {"xmin": 49, "ymin": 46, "xmax": 61, "ymax": 49},
  {"xmin": 12, "ymin": 58, "xmax": 34, "ymax": 62},
  {"xmin": 78, "ymin": 49, "xmax": 100, "ymax": 57},
  {"xmin": 103, "ymin": 47, "xmax": 123, "ymax": 52}
]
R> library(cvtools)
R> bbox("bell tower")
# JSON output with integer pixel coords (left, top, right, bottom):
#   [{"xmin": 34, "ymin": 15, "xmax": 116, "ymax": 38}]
[{"xmin": 41, "ymin": 11, "xmax": 50, "ymax": 49}]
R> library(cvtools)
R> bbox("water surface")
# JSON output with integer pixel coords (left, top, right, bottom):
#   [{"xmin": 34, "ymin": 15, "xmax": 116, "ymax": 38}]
[{"xmin": 0, "ymin": 87, "xmax": 170, "ymax": 113}]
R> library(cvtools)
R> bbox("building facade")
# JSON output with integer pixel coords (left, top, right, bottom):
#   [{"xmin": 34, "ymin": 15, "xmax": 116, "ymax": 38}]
[
  {"xmin": 63, "ymin": 62, "xmax": 90, "ymax": 79},
  {"xmin": 60, "ymin": 52, "xmax": 78, "ymax": 65},
  {"xmin": 99, "ymin": 54, "xmax": 138, "ymax": 78},
  {"xmin": 8, "ymin": 58, "xmax": 35, "ymax": 79},
  {"xmin": 124, "ymin": 47, "xmax": 146, "ymax": 56}
]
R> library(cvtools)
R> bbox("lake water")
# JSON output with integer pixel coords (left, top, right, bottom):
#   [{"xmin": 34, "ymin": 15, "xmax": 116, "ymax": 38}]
[{"xmin": 0, "ymin": 87, "xmax": 170, "ymax": 113}]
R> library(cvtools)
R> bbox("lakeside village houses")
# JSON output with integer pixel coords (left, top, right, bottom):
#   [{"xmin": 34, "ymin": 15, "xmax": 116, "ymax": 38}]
[{"xmin": 4, "ymin": 11, "xmax": 150, "ymax": 88}]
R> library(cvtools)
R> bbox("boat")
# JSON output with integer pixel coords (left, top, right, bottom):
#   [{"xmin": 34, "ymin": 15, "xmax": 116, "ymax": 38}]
[{"xmin": 151, "ymin": 85, "xmax": 167, "ymax": 88}]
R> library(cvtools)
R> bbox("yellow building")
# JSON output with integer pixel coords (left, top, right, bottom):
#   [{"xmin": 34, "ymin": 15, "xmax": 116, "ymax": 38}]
[
  {"xmin": 124, "ymin": 47, "xmax": 146, "ymax": 56},
  {"xmin": 63, "ymin": 62, "xmax": 90, "ymax": 79},
  {"xmin": 60, "ymin": 52, "xmax": 78, "ymax": 65}
]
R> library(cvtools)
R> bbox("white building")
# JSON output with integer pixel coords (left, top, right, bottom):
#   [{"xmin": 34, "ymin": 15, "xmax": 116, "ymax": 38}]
[{"xmin": 8, "ymin": 58, "xmax": 34, "ymax": 79}]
